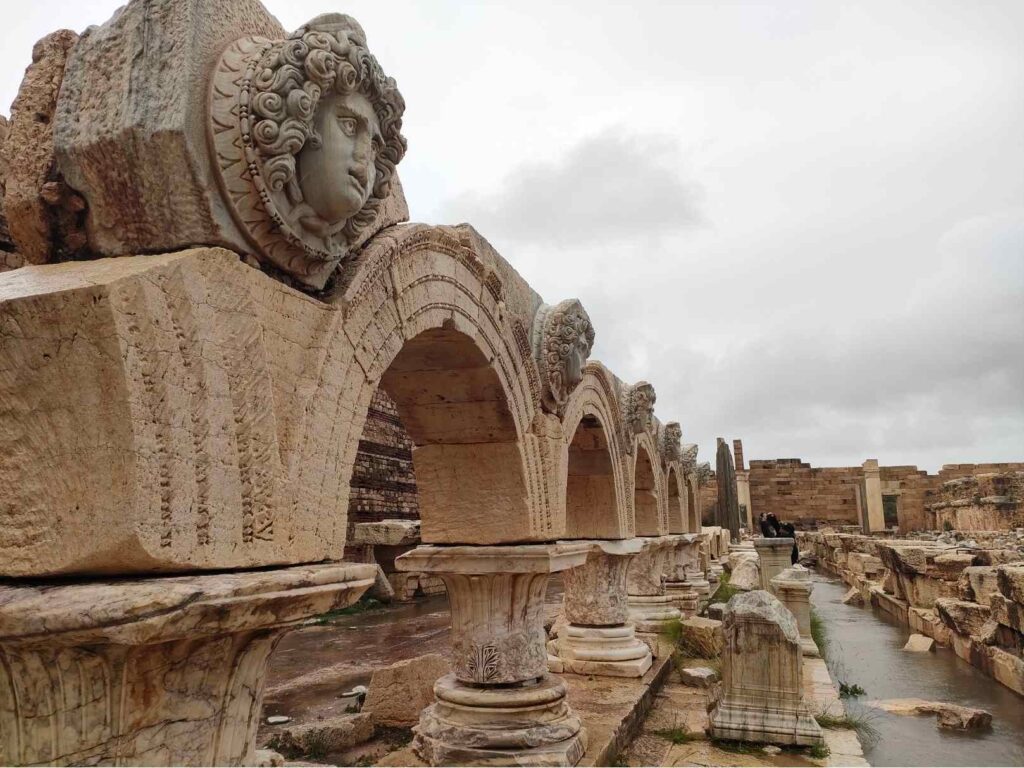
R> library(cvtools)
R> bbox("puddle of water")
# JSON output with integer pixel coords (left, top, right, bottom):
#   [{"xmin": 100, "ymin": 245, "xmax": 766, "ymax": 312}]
[{"xmin": 810, "ymin": 575, "xmax": 1024, "ymax": 767}]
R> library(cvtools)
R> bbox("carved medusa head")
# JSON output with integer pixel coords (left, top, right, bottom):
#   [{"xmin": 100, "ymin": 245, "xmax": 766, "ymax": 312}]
[
  {"xmin": 533, "ymin": 299, "xmax": 595, "ymax": 413},
  {"xmin": 623, "ymin": 381, "xmax": 656, "ymax": 436},
  {"xmin": 211, "ymin": 13, "xmax": 406, "ymax": 288},
  {"xmin": 662, "ymin": 422, "xmax": 682, "ymax": 464}
]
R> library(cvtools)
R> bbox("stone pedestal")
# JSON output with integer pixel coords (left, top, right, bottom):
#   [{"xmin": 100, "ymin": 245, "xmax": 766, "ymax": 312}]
[
  {"xmin": 395, "ymin": 544, "xmax": 589, "ymax": 766},
  {"xmin": 771, "ymin": 565, "xmax": 818, "ymax": 657},
  {"xmin": 549, "ymin": 539, "xmax": 652, "ymax": 678},
  {"xmin": 709, "ymin": 591, "xmax": 823, "ymax": 747},
  {"xmin": 754, "ymin": 537, "xmax": 795, "ymax": 591},
  {"xmin": 0, "ymin": 563, "xmax": 375, "ymax": 766},
  {"xmin": 626, "ymin": 538, "xmax": 682, "ymax": 652}
]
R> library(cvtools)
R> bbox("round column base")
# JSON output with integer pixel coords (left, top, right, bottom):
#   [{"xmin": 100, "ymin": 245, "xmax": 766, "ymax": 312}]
[
  {"xmin": 549, "ymin": 624, "xmax": 653, "ymax": 678},
  {"xmin": 414, "ymin": 674, "xmax": 586, "ymax": 766},
  {"xmin": 627, "ymin": 594, "xmax": 682, "ymax": 633}
]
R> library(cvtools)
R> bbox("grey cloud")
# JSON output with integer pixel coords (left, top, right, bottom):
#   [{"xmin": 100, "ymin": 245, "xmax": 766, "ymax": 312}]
[{"xmin": 439, "ymin": 130, "xmax": 706, "ymax": 246}]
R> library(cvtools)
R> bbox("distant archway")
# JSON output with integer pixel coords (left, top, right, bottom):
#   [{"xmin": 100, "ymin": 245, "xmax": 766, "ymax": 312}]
[{"xmin": 563, "ymin": 413, "xmax": 622, "ymax": 538}]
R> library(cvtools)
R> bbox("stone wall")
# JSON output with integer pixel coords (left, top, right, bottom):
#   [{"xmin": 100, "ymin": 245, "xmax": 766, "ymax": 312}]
[
  {"xmin": 745, "ymin": 457, "xmax": 1024, "ymax": 533},
  {"xmin": 344, "ymin": 389, "xmax": 419, "ymax": 559},
  {"xmin": 748, "ymin": 459, "xmax": 863, "ymax": 528}
]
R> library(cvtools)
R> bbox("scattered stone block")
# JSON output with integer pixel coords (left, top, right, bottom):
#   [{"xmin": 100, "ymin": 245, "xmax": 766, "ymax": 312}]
[
  {"xmin": 841, "ymin": 587, "xmax": 864, "ymax": 606},
  {"xmin": 363, "ymin": 653, "xmax": 450, "ymax": 727},
  {"xmin": 254, "ymin": 748, "xmax": 285, "ymax": 767},
  {"xmin": 353, "ymin": 520, "xmax": 421, "ymax": 546},
  {"xmin": 679, "ymin": 666, "xmax": 719, "ymax": 688},
  {"xmin": 762, "ymin": 745, "xmax": 781, "ymax": 755},
  {"xmin": 730, "ymin": 557, "xmax": 760, "ymax": 590},
  {"xmin": 680, "ymin": 616, "xmax": 724, "ymax": 658},
  {"xmin": 867, "ymin": 698, "xmax": 992, "ymax": 730},
  {"xmin": 267, "ymin": 713, "xmax": 374, "ymax": 756},
  {"xmin": 707, "ymin": 602, "xmax": 726, "ymax": 621},
  {"xmin": 903, "ymin": 634, "xmax": 935, "ymax": 652}
]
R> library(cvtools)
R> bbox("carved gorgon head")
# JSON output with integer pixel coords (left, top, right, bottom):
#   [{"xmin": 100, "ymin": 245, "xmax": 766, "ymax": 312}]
[
  {"xmin": 211, "ymin": 14, "xmax": 406, "ymax": 288},
  {"xmin": 680, "ymin": 443, "xmax": 699, "ymax": 469},
  {"xmin": 533, "ymin": 299, "xmax": 595, "ymax": 413},
  {"xmin": 624, "ymin": 381, "xmax": 656, "ymax": 435},
  {"xmin": 662, "ymin": 422, "xmax": 682, "ymax": 463}
]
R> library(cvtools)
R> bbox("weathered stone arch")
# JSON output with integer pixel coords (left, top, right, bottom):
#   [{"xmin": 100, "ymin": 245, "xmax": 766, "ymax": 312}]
[
  {"xmin": 297, "ymin": 224, "xmax": 559, "ymax": 546},
  {"xmin": 560, "ymin": 363, "xmax": 633, "ymax": 538},
  {"xmin": 632, "ymin": 431, "xmax": 667, "ymax": 535}
]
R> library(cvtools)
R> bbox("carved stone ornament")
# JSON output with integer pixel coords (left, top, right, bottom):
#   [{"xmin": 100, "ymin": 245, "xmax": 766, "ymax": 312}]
[
  {"xmin": 696, "ymin": 461, "xmax": 713, "ymax": 486},
  {"xmin": 662, "ymin": 422, "xmax": 682, "ymax": 464},
  {"xmin": 532, "ymin": 299, "xmax": 595, "ymax": 413},
  {"xmin": 680, "ymin": 443, "xmax": 699, "ymax": 470},
  {"xmin": 209, "ymin": 13, "xmax": 407, "ymax": 288},
  {"xmin": 622, "ymin": 381, "xmax": 656, "ymax": 436}
]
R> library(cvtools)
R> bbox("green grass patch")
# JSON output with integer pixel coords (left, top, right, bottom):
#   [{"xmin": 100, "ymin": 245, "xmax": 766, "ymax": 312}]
[
  {"xmin": 814, "ymin": 705, "xmax": 879, "ymax": 742},
  {"xmin": 708, "ymin": 570, "xmax": 741, "ymax": 606},
  {"xmin": 313, "ymin": 596, "xmax": 386, "ymax": 624},
  {"xmin": 711, "ymin": 739, "xmax": 764, "ymax": 755},
  {"xmin": 808, "ymin": 743, "xmax": 831, "ymax": 760},
  {"xmin": 654, "ymin": 727, "xmax": 702, "ymax": 745},
  {"xmin": 838, "ymin": 681, "xmax": 866, "ymax": 698}
]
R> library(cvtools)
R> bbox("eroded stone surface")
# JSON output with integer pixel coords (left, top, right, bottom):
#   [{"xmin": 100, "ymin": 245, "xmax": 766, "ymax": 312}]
[{"xmin": 363, "ymin": 654, "xmax": 450, "ymax": 727}]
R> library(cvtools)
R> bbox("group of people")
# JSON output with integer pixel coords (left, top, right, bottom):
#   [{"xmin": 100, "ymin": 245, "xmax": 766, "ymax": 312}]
[{"xmin": 758, "ymin": 512, "xmax": 800, "ymax": 564}]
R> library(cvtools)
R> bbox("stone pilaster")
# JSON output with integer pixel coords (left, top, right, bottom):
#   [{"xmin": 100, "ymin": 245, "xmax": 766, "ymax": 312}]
[
  {"xmin": 395, "ymin": 544, "xmax": 589, "ymax": 767},
  {"xmin": 754, "ymin": 537, "xmax": 794, "ymax": 591},
  {"xmin": 549, "ymin": 539, "xmax": 653, "ymax": 678},
  {"xmin": 771, "ymin": 565, "xmax": 818, "ymax": 657},
  {"xmin": 0, "ymin": 563, "xmax": 375, "ymax": 766},
  {"xmin": 862, "ymin": 459, "xmax": 885, "ymax": 533}
]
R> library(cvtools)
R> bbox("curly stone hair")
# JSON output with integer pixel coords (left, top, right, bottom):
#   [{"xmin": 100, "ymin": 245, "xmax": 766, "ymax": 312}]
[{"xmin": 248, "ymin": 14, "xmax": 406, "ymax": 243}]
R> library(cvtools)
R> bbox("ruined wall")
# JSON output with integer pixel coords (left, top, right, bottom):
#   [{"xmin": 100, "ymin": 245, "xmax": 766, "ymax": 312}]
[
  {"xmin": 748, "ymin": 459, "xmax": 862, "ymax": 528},
  {"xmin": 701, "ymin": 472, "xmax": 719, "ymax": 525},
  {"xmin": 925, "ymin": 465, "xmax": 1024, "ymax": 532},
  {"xmin": 344, "ymin": 389, "xmax": 419, "ymax": 559}
]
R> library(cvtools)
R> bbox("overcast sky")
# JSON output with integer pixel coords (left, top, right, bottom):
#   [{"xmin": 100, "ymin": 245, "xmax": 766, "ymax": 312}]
[{"xmin": 3, "ymin": 1, "xmax": 1021, "ymax": 472}]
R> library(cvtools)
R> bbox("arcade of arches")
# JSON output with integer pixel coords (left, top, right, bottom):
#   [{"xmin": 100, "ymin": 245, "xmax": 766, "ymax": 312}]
[{"xmin": 0, "ymin": 1, "xmax": 717, "ymax": 764}]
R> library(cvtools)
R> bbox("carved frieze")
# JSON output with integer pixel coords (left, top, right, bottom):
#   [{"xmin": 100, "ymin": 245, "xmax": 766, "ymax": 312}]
[
  {"xmin": 532, "ymin": 298, "xmax": 595, "ymax": 414},
  {"xmin": 680, "ymin": 443, "xmax": 699, "ymax": 470}
]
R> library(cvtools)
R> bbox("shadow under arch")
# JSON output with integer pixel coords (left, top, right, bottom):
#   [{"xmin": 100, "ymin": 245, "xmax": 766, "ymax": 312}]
[
  {"xmin": 632, "ymin": 434, "xmax": 665, "ymax": 536},
  {"xmin": 560, "ymin": 363, "xmax": 633, "ymax": 538},
  {"xmin": 666, "ymin": 465, "xmax": 687, "ymax": 534},
  {"xmin": 685, "ymin": 474, "xmax": 700, "ymax": 533}
]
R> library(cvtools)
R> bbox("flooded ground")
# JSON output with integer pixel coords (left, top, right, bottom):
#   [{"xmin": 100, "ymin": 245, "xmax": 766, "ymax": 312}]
[
  {"xmin": 262, "ymin": 576, "xmax": 565, "ymax": 725},
  {"xmin": 810, "ymin": 575, "xmax": 1024, "ymax": 767}
]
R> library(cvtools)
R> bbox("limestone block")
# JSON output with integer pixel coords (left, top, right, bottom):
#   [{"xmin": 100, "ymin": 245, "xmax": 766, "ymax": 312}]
[
  {"xmin": 903, "ymin": 634, "xmax": 935, "ymax": 652},
  {"xmin": 707, "ymin": 602, "xmax": 726, "ymax": 620},
  {"xmin": 730, "ymin": 557, "xmax": 761, "ymax": 591},
  {"xmin": 364, "ymin": 654, "xmax": 450, "ymax": 727},
  {"xmin": 867, "ymin": 698, "xmax": 992, "ymax": 730},
  {"xmin": 842, "ymin": 587, "xmax": 864, "ymax": 606},
  {"xmin": 268, "ymin": 714, "xmax": 374, "ymax": 756},
  {"xmin": 679, "ymin": 666, "xmax": 719, "ymax": 688},
  {"xmin": 353, "ymin": 520, "xmax": 421, "ymax": 546},
  {"xmin": 935, "ymin": 598, "xmax": 992, "ymax": 639},
  {"xmin": 959, "ymin": 565, "xmax": 1001, "ymax": 606},
  {"xmin": 2, "ymin": 29, "xmax": 85, "ymax": 265},
  {"xmin": 680, "ymin": 616, "xmax": 724, "ymax": 658},
  {"xmin": 990, "ymin": 646, "xmax": 1024, "ymax": 696}
]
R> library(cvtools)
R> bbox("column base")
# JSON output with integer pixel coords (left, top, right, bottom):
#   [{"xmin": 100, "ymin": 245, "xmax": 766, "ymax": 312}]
[
  {"xmin": 709, "ymin": 697, "xmax": 824, "ymax": 747},
  {"xmin": 0, "ymin": 562, "xmax": 375, "ymax": 767},
  {"xmin": 548, "ymin": 625, "xmax": 653, "ymax": 678},
  {"xmin": 665, "ymin": 582, "xmax": 700, "ymax": 618},
  {"xmin": 627, "ymin": 594, "xmax": 681, "ymax": 633},
  {"xmin": 414, "ymin": 674, "xmax": 587, "ymax": 766}
]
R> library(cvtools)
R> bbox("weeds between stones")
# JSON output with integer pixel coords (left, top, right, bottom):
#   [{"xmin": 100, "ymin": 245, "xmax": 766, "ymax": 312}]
[
  {"xmin": 839, "ymin": 681, "xmax": 866, "ymax": 698},
  {"xmin": 808, "ymin": 743, "xmax": 831, "ymax": 759},
  {"xmin": 707, "ymin": 571, "xmax": 741, "ymax": 607},
  {"xmin": 654, "ymin": 726, "xmax": 702, "ymax": 744},
  {"xmin": 313, "ymin": 596, "xmax": 387, "ymax": 624},
  {"xmin": 814, "ymin": 704, "xmax": 880, "ymax": 742}
]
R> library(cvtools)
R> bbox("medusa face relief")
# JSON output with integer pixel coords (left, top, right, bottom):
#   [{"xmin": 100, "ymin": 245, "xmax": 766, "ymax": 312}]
[
  {"xmin": 297, "ymin": 91, "xmax": 380, "ymax": 227},
  {"xmin": 533, "ymin": 299, "xmax": 596, "ymax": 413},
  {"xmin": 623, "ymin": 381, "xmax": 656, "ymax": 436},
  {"xmin": 209, "ymin": 14, "xmax": 406, "ymax": 289}
]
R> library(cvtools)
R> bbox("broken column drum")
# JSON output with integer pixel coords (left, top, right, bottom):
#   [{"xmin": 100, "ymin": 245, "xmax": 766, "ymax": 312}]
[
  {"xmin": 626, "ymin": 537, "xmax": 682, "ymax": 638},
  {"xmin": 664, "ymin": 534, "xmax": 702, "ymax": 617},
  {"xmin": 550, "ymin": 539, "xmax": 653, "ymax": 678},
  {"xmin": 770, "ymin": 564, "xmax": 818, "ymax": 657},
  {"xmin": 709, "ymin": 591, "xmax": 824, "ymax": 746},
  {"xmin": 396, "ymin": 545, "xmax": 590, "ymax": 766}
]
